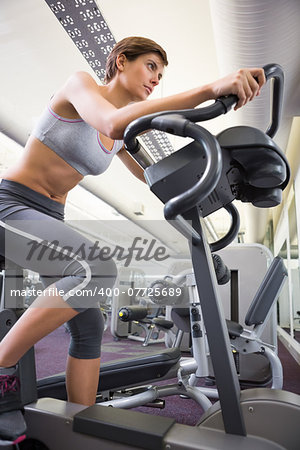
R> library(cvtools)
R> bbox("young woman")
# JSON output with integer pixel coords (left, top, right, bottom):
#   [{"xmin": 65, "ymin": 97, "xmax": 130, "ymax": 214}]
[{"xmin": 0, "ymin": 36, "xmax": 265, "ymax": 410}]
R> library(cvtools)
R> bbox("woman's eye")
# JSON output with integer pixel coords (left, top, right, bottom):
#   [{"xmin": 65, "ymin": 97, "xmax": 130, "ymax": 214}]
[{"xmin": 148, "ymin": 63, "xmax": 154, "ymax": 70}]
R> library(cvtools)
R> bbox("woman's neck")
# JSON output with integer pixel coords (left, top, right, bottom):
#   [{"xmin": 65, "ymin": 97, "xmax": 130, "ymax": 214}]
[{"xmin": 99, "ymin": 79, "xmax": 136, "ymax": 109}]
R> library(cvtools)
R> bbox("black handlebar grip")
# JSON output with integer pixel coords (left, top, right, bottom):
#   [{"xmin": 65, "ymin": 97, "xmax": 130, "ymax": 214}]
[{"xmin": 263, "ymin": 63, "xmax": 284, "ymax": 137}]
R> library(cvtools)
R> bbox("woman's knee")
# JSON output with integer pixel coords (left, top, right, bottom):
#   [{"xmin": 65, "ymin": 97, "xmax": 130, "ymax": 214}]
[{"xmin": 66, "ymin": 308, "xmax": 104, "ymax": 359}]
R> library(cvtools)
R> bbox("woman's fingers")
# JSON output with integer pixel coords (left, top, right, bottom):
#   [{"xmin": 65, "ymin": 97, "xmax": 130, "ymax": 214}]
[
  {"xmin": 210, "ymin": 67, "xmax": 266, "ymax": 110},
  {"xmin": 234, "ymin": 68, "xmax": 266, "ymax": 110}
]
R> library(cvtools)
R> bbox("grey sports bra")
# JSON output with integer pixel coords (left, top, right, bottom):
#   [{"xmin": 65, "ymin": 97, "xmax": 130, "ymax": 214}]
[{"xmin": 31, "ymin": 104, "xmax": 124, "ymax": 176}]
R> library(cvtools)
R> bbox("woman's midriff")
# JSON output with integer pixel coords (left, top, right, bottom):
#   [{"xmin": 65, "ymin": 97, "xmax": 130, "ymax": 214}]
[{"xmin": 1, "ymin": 136, "xmax": 84, "ymax": 204}]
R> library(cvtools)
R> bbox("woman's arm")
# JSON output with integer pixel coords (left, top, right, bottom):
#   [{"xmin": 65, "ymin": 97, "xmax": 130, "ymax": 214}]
[
  {"xmin": 64, "ymin": 68, "xmax": 265, "ymax": 140},
  {"xmin": 117, "ymin": 147, "xmax": 146, "ymax": 183}
]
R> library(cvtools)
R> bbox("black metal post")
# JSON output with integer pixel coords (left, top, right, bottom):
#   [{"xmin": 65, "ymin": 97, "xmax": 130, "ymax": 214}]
[{"xmin": 185, "ymin": 207, "xmax": 246, "ymax": 436}]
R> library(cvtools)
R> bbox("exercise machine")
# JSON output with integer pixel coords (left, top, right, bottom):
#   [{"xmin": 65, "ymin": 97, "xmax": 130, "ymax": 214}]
[
  {"xmin": 32, "ymin": 63, "xmax": 300, "ymax": 449},
  {"xmin": 95, "ymin": 62, "xmax": 299, "ymax": 448},
  {"xmin": 111, "ymin": 267, "xmax": 173, "ymax": 347},
  {"xmin": 120, "ymin": 250, "xmax": 285, "ymax": 395},
  {"xmin": 1, "ymin": 63, "xmax": 300, "ymax": 449}
]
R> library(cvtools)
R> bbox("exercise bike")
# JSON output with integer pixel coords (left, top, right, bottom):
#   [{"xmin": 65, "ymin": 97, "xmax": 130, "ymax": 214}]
[
  {"xmin": 99, "ymin": 62, "xmax": 299, "ymax": 448},
  {"xmin": 1, "ymin": 63, "xmax": 300, "ymax": 449}
]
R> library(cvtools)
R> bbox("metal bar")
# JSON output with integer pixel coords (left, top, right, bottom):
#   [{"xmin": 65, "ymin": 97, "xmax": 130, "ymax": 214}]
[
  {"xmin": 230, "ymin": 270, "xmax": 239, "ymax": 323},
  {"xmin": 184, "ymin": 207, "xmax": 246, "ymax": 436},
  {"xmin": 167, "ymin": 215, "xmax": 201, "ymax": 244},
  {"xmin": 100, "ymin": 383, "xmax": 212, "ymax": 412}
]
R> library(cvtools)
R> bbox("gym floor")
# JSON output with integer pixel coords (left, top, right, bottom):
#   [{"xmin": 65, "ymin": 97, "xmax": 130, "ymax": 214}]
[{"xmin": 34, "ymin": 323, "xmax": 300, "ymax": 426}]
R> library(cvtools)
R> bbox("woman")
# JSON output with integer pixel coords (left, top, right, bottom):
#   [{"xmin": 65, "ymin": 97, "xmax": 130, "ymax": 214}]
[{"xmin": 0, "ymin": 36, "xmax": 265, "ymax": 410}]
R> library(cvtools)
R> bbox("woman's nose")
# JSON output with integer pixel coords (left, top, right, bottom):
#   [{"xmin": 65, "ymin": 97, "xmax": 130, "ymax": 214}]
[{"xmin": 151, "ymin": 75, "xmax": 160, "ymax": 86}]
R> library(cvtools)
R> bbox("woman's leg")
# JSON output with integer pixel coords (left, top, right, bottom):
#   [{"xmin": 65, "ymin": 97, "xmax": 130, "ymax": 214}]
[
  {"xmin": 0, "ymin": 209, "xmax": 116, "ymax": 405},
  {"xmin": 0, "ymin": 293, "xmax": 101, "ymax": 405},
  {"xmin": 65, "ymin": 308, "xmax": 104, "ymax": 404},
  {"xmin": 0, "ymin": 293, "xmax": 103, "ymax": 406},
  {"xmin": 66, "ymin": 356, "xmax": 100, "ymax": 405},
  {"xmin": 0, "ymin": 289, "xmax": 78, "ymax": 367}
]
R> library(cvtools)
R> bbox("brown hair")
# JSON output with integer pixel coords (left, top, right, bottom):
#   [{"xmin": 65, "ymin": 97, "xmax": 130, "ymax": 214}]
[{"xmin": 104, "ymin": 36, "xmax": 168, "ymax": 84}]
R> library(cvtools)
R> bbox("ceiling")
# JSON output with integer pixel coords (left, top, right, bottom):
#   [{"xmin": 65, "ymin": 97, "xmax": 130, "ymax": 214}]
[{"xmin": 0, "ymin": 0, "xmax": 299, "ymax": 257}]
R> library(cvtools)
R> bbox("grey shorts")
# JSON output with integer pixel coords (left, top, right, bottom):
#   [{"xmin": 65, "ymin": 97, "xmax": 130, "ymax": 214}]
[{"xmin": 0, "ymin": 179, "xmax": 117, "ymax": 358}]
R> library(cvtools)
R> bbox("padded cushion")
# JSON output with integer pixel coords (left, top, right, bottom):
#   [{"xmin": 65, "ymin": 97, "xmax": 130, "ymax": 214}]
[{"xmin": 152, "ymin": 317, "xmax": 174, "ymax": 329}]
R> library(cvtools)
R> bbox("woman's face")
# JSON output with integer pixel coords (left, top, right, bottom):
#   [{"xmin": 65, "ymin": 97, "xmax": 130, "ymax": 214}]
[{"xmin": 120, "ymin": 52, "xmax": 165, "ymax": 101}]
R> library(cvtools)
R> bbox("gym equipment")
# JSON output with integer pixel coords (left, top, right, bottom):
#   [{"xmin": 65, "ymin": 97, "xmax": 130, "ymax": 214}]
[
  {"xmin": 119, "ymin": 242, "xmax": 283, "ymax": 388},
  {"xmin": 112, "ymin": 252, "xmax": 231, "ymax": 349},
  {"xmin": 31, "ymin": 62, "xmax": 298, "ymax": 449},
  {"xmin": 118, "ymin": 303, "xmax": 175, "ymax": 347},
  {"xmin": 1, "ymin": 63, "xmax": 300, "ymax": 449},
  {"xmin": 111, "ymin": 267, "xmax": 173, "ymax": 346},
  {"xmin": 113, "ymin": 250, "xmax": 285, "ymax": 406},
  {"xmin": 165, "ymin": 244, "xmax": 284, "ymax": 389},
  {"xmin": 103, "ymin": 62, "xmax": 299, "ymax": 447},
  {"xmin": 173, "ymin": 254, "xmax": 285, "ymax": 392},
  {"xmin": 217, "ymin": 244, "xmax": 278, "ymax": 347}
]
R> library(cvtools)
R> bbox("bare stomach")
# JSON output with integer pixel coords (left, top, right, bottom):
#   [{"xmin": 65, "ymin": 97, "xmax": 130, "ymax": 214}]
[{"xmin": 1, "ymin": 136, "xmax": 84, "ymax": 204}]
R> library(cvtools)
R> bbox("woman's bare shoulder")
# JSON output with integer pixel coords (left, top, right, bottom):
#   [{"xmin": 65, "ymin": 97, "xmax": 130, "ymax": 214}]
[
  {"xmin": 64, "ymin": 71, "xmax": 100, "ymax": 92},
  {"xmin": 50, "ymin": 72, "xmax": 102, "ymax": 118}
]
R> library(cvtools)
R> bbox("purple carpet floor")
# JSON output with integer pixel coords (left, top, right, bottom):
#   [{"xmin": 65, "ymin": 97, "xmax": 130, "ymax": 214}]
[{"xmin": 34, "ymin": 322, "xmax": 300, "ymax": 426}]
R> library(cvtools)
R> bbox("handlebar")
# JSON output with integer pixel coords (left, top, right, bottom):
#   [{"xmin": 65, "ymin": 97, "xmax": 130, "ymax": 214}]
[
  {"xmin": 123, "ymin": 64, "xmax": 284, "ymax": 246},
  {"xmin": 124, "ymin": 63, "xmax": 284, "ymax": 156},
  {"xmin": 210, "ymin": 204, "xmax": 240, "ymax": 252},
  {"xmin": 163, "ymin": 122, "xmax": 223, "ymax": 222}
]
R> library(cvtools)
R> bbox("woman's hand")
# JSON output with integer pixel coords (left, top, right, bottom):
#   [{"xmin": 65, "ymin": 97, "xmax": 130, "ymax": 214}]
[{"xmin": 209, "ymin": 68, "xmax": 266, "ymax": 110}]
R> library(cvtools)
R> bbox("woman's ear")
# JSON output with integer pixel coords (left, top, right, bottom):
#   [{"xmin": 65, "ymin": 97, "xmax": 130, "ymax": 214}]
[{"xmin": 116, "ymin": 53, "xmax": 127, "ymax": 72}]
